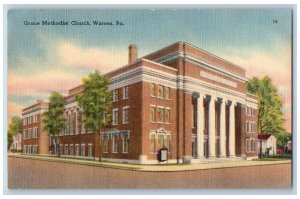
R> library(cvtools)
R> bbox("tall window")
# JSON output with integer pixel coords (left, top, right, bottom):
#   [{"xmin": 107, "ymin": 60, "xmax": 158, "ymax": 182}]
[
  {"xmin": 75, "ymin": 145, "xmax": 80, "ymax": 156},
  {"xmin": 165, "ymin": 87, "xmax": 170, "ymax": 99},
  {"xmin": 157, "ymin": 108, "xmax": 164, "ymax": 123},
  {"xmin": 246, "ymin": 138, "xmax": 256, "ymax": 152},
  {"xmin": 158, "ymin": 134, "xmax": 164, "ymax": 149},
  {"xmin": 59, "ymin": 145, "xmax": 63, "ymax": 155},
  {"xmin": 112, "ymin": 135, "xmax": 118, "ymax": 153},
  {"xmin": 158, "ymin": 85, "xmax": 164, "ymax": 98},
  {"xmin": 166, "ymin": 135, "xmax": 171, "ymax": 152},
  {"xmin": 165, "ymin": 109, "xmax": 170, "ymax": 123},
  {"xmin": 81, "ymin": 144, "xmax": 85, "ymax": 156},
  {"xmin": 112, "ymin": 109, "xmax": 118, "ymax": 125},
  {"xmin": 150, "ymin": 83, "xmax": 155, "ymax": 96},
  {"xmin": 150, "ymin": 134, "xmax": 156, "ymax": 153},
  {"xmin": 150, "ymin": 107, "xmax": 155, "ymax": 122},
  {"xmin": 64, "ymin": 145, "xmax": 69, "ymax": 156},
  {"xmin": 123, "ymin": 86, "xmax": 129, "ymax": 99},
  {"xmin": 70, "ymin": 145, "xmax": 74, "ymax": 156},
  {"xmin": 70, "ymin": 111, "xmax": 76, "ymax": 135},
  {"xmin": 123, "ymin": 107, "xmax": 129, "ymax": 124},
  {"xmin": 28, "ymin": 128, "xmax": 32, "ymax": 139},
  {"xmin": 88, "ymin": 144, "xmax": 93, "ymax": 157},
  {"xmin": 122, "ymin": 132, "xmax": 129, "ymax": 153},
  {"xmin": 23, "ymin": 129, "xmax": 27, "ymax": 139},
  {"xmin": 103, "ymin": 139, "xmax": 108, "ymax": 153},
  {"xmin": 113, "ymin": 89, "xmax": 118, "ymax": 102}
]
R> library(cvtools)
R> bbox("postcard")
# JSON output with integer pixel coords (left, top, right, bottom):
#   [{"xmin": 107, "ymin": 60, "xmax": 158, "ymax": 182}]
[{"xmin": 5, "ymin": 6, "xmax": 294, "ymax": 192}]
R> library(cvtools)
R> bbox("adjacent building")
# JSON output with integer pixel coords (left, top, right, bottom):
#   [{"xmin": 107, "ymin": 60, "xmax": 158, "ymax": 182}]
[
  {"xmin": 21, "ymin": 100, "xmax": 49, "ymax": 155},
  {"xmin": 10, "ymin": 132, "xmax": 22, "ymax": 152},
  {"xmin": 21, "ymin": 41, "xmax": 259, "ymax": 164},
  {"xmin": 257, "ymin": 134, "xmax": 277, "ymax": 156}
]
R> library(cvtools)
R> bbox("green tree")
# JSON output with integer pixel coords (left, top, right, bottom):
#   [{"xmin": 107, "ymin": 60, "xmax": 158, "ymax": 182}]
[
  {"xmin": 7, "ymin": 116, "xmax": 21, "ymax": 150},
  {"xmin": 277, "ymin": 132, "xmax": 291, "ymax": 149},
  {"xmin": 43, "ymin": 91, "xmax": 65, "ymax": 156},
  {"xmin": 246, "ymin": 76, "xmax": 286, "ymax": 157},
  {"xmin": 76, "ymin": 70, "xmax": 112, "ymax": 160}
]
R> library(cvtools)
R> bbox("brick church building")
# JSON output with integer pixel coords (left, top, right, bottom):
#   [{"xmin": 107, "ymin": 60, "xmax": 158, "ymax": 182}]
[{"xmin": 21, "ymin": 42, "xmax": 258, "ymax": 164}]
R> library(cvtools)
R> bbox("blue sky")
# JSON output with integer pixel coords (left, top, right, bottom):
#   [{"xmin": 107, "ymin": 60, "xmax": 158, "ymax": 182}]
[{"xmin": 7, "ymin": 9, "xmax": 292, "ymax": 130}]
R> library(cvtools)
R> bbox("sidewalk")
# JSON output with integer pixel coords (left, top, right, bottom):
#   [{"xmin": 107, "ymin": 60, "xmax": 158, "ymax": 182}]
[{"xmin": 8, "ymin": 153, "xmax": 291, "ymax": 172}]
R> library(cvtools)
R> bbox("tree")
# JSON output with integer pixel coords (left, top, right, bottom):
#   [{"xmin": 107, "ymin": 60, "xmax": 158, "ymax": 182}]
[
  {"xmin": 76, "ymin": 70, "xmax": 112, "ymax": 160},
  {"xmin": 277, "ymin": 132, "xmax": 291, "ymax": 149},
  {"xmin": 43, "ymin": 91, "xmax": 65, "ymax": 156},
  {"xmin": 246, "ymin": 76, "xmax": 286, "ymax": 158},
  {"xmin": 7, "ymin": 116, "xmax": 21, "ymax": 150}
]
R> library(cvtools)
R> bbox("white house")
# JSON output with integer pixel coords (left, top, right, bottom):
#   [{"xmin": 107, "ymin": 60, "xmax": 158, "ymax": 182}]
[
  {"xmin": 257, "ymin": 134, "xmax": 277, "ymax": 155},
  {"xmin": 10, "ymin": 132, "xmax": 22, "ymax": 152}
]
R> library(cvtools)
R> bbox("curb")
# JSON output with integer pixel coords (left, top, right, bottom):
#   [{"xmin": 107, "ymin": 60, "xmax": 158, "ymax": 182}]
[{"xmin": 8, "ymin": 154, "xmax": 292, "ymax": 172}]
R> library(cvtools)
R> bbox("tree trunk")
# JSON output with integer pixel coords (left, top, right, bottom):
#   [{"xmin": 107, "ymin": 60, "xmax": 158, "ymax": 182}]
[
  {"xmin": 259, "ymin": 137, "xmax": 262, "ymax": 158},
  {"xmin": 57, "ymin": 136, "xmax": 61, "ymax": 157}
]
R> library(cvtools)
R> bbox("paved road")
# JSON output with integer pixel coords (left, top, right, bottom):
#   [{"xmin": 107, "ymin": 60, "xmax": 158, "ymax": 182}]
[{"xmin": 7, "ymin": 156, "xmax": 291, "ymax": 189}]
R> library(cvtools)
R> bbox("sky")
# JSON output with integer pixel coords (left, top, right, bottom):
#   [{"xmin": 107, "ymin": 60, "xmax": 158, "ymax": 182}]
[{"xmin": 7, "ymin": 9, "xmax": 292, "ymax": 132}]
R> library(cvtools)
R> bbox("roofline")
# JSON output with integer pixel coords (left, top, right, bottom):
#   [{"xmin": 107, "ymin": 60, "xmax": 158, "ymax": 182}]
[
  {"xmin": 22, "ymin": 101, "xmax": 49, "ymax": 112},
  {"xmin": 142, "ymin": 41, "xmax": 246, "ymax": 72}
]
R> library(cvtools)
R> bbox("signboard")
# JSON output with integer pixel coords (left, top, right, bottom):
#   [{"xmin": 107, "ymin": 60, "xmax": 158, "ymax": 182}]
[{"xmin": 158, "ymin": 147, "xmax": 168, "ymax": 162}]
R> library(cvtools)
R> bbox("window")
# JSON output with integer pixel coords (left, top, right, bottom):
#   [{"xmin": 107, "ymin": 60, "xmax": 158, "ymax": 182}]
[
  {"xmin": 60, "ymin": 145, "xmax": 63, "ymax": 155},
  {"xmin": 157, "ymin": 108, "xmax": 164, "ymax": 123},
  {"xmin": 70, "ymin": 111, "xmax": 76, "ymax": 135},
  {"xmin": 150, "ymin": 134, "xmax": 156, "ymax": 153},
  {"xmin": 158, "ymin": 134, "xmax": 164, "ymax": 149},
  {"xmin": 33, "ymin": 128, "xmax": 38, "ymax": 138},
  {"xmin": 64, "ymin": 145, "xmax": 69, "ymax": 155},
  {"xmin": 112, "ymin": 109, "xmax": 118, "ymax": 125},
  {"xmin": 165, "ymin": 87, "xmax": 170, "ymax": 99},
  {"xmin": 246, "ymin": 139, "xmax": 251, "ymax": 151},
  {"xmin": 150, "ymin": 83, "xmax": 156, "ymax": 96},
  {"xmin": 113, "ymin": 89, "xmax": 119, "ymax": 102},
  {"xmin": 23, "ymin": 118, "xmax": 26, "ymax": 125},
  {"xmin": 123, "ymin": 86, "xmax": 129, "ymax": 99},
  {"xmin": 246, "ymin": 138, "xmax": 256, "ymax": 152},
  {"xmin": 150, "ymin": 107, "xmax": 155, "ymax": 122},
  {"xmin": 123, "ymin": 107, "xmax": 129, "ymax": 124},
  {"xmin": 81, "ymin": 144, "xmax": 85, "ymax": 156},
  {"xmin": 103, "ymin": 136, "xmax": 109, "ymax": 153},
  {"xmin": 112, "ymin": 135, "xmax": 118, "ymax": 153},
  {"xmin": 157, "ymin": 85, "xmax": 164, "ymax": 98},
  {"xmin": 23, "ymin": 129, "xmax": 27, "ymax": 139},
  {"xmin": 166, "ymin": 135, "xmax": 171, "ymax": 152},
  {"xmin": 88, "ymin": 144, "xmax": 93, "ymax": 157},
  {"xmin": 28, "ymin": 128, "xmax": 32, "ymax": 139},
  {"xmin": 75, "ymin": 145, "xmax": 80, "ymax": 156},
  {"xmin": 70, "ymin": 145, "xmax": 74, "ymax": 156},
  {"xmin": 121, "ymin": 131, "xmax": 129, "ymax": 153},
  {"xmin": 165, "ymin": 109, "xmax": 170, "ymax": 123}
]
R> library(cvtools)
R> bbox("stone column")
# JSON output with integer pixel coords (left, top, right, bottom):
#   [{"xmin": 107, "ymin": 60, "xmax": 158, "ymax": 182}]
[
  {"xmin": 208, "ymin": 95, "xmax": 216, "ymax": 158},
  {"xmin": 219, "ymin": 98, "xmax": 226, "ymax": 158},
  {"xmin": 229, "ymin": 101, "xmax": 236, "ymax": 157},
  {"xmin": 196, "ymin": 94, "xmax": 205, "ymax": 159}
]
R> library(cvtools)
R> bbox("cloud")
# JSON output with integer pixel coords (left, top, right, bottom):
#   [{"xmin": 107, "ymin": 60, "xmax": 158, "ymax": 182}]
[
  {"xmin": 56, "ymin": 41, "xmax": 127, "ymax": 73},
  {"xmin": 8, "ymin": 69, "xmax": 82, "ymax": 97}
]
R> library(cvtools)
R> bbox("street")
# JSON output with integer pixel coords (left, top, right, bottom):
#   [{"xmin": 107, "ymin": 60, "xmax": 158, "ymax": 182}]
[{"xmin": 8, "ymin": 156, "xmax": 291, "ymax": 189}]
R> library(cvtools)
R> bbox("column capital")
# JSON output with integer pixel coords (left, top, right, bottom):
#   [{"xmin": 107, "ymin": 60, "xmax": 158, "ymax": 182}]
[{"xmin": 209, "ymin": 94, "xmax": 217, "ymax": 102}]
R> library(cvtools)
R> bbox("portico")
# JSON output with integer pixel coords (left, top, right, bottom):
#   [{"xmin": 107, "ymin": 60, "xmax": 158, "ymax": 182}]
[{"xmin": 193, "ymin": 92, "xmax": 237, "ymax": 160}]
